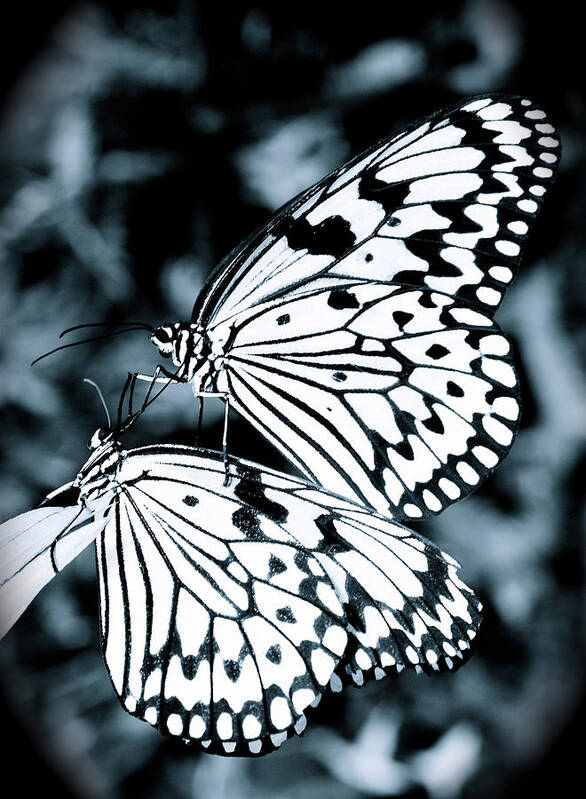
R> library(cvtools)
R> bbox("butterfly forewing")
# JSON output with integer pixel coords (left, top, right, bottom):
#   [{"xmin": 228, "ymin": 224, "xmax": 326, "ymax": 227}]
[
  {"xmin": 197, "ymin": 96, "xmax": 559, "ymax": 328},
  {"xmin": 98, "ymin": 448, "xmax": 349, "ymax": 755},
  {"xmin": 95, "ymin": 446, "xmax": 481, "ymax": 754},
  {"xmin": 0, "ymin": 490, "xmax": 111, "ymax": 639}
]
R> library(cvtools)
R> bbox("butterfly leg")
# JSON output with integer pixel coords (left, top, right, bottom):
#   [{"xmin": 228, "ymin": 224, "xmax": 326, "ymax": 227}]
[
  {"xmin": 127, "ymin": 372, "xmax": 138, "ymax": 417},
  {"xmin": 116, "ymin": 372, "xmax": 135, "ymax": 429},
  {"xmin": 116, "ymin": 367, "xmax": 185, "ymax": 433},
  {"xmin": 140, "ymin": 366, "xmax": 164, "ymax": 409},
  {"xmin": 134, "ymin": 365, "xmax": 185, "ymax": 384},
  {"xmin": 118, "ymin": 370, "xmax": 151, "ymax": 427},
  {"xmin": 192, "ymin": 390, "xmax": 231, "ymax": 478},
  {"xmin": 194, "ymin": 396, "xmax": 204, "ymax": 447},
  {"xmin": 222, "ymin": 395, "xmax": 231, "ymax": 486},
  {"xmin": 136, "ymin": 366, "xmax": 183, "ymax": 417}
]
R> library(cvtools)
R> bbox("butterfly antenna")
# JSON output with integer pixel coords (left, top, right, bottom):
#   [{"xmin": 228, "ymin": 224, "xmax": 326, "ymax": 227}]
[
  {"xmin": 59, "ymin": 321, "xmax": 153, "ymax": 339},
  {"xmin": 31, "ymin": 328, "xmax": 153, "ymax": 366},
  {"xmin": 83, "ymin": 378, "xmax": 112, "ymax": 429}
]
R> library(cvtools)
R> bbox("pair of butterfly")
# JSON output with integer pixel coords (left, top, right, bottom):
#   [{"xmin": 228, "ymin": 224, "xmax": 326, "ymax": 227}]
[{"xmin": 0, "ymin": 95, "xmax": 559, "ymax": 756}]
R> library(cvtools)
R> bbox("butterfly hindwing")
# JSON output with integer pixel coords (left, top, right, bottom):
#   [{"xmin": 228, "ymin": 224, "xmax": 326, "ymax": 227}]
[
  {"xmin": 282, "ymin": 487, "xmax": 482, "ymax": 690},
  {"xmin": 222, "ymin": 282, "xmax": 518, "ymax": 518},
  {"xmin": 321, "ymin": 513, "xmax": 481, "ymax": 689},
  {"xmin": 96, "ymin": 446, "xmax": 481, "ymax": 754}
]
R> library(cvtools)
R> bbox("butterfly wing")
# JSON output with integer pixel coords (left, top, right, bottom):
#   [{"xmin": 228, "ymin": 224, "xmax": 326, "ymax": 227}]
[
  {"xmin": 98, "ymin": 448, "xmax": 348, "ymax": 755},
  {"xmin": 275, "ymin": 483, "xmax": 481, "ymax": 693},
  {"xmin": 196, "ymin": 96, "xmax": 559, "ymax": 328},
  {"xmin": 320, "ymin": 509, "xmax": 480, "ymax": 692},
  {"xmin": 198, "ymin": 95, "xmax": 558, "ymax": 517},
  {"xmin": 0, "ymin": 484, "xmax": 109, "ymax": 639},
  {"xmin": 224, "ymin": 282, "xmax": 518, "ymax": 517},
  {"xmin": 97, "ymin": 446, "xmax": 481, "ymax": 755}
]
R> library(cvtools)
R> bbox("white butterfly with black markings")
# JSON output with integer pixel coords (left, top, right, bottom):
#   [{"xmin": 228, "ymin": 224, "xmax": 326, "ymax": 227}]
[
  {"xmin": 143, "ymin": 95, "xmax": 559, "ymax": 521},
  {"xmin": 0, "ymin": 419, "xmax": 481, "ymax": 756}
]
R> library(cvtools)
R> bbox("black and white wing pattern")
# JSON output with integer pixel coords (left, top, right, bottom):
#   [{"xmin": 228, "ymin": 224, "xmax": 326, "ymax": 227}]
[
  {"xmin": 222, "ymin": 283, "xmax": 518, "ymax": 518},
  {"xmin": 98, "ymin": 445, "xmax": 481, "ymax": 755},
  {"xmin": 191, "ymin": 96, "xmax": 559, "ymax": 519},
  {"xmin": 197, "ymin": 96, "xmax": 559, "ymax": 325},
  {"xmin": 0, "ymin": 485, "xmax": 110, "ymax": 639}
]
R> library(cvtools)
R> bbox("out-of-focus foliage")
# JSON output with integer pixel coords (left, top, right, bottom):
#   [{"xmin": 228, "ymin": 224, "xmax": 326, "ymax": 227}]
[{"xmin": 0, "ymin": 2, "xmax": 584, "ymax": 798}]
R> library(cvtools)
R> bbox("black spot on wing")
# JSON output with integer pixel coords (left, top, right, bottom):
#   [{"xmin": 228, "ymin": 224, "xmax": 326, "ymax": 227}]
[
  {"xmin": 426, "ymin": 344, "xmax": 450, "ymax": 360},
  {"xmin": 392, "ymin": 269, "xmax": 426, "ymax": 287},
  {"xmin": 344, "ymin": 596, "xmax": 367, "ymax": 635},
  {"xmin": 393, "ymin": 310, "xmax": 414, "ymax": 331},
  {"xmin": 418, "ymin": 293, "xmax": 438, "ymax": 308},
  {"xmin": 315, "ymin": 514, "xmax": 352, "ymax": 556},
  {"xmin": 394, "ymin": 440, "xmax": 415, "ymax": 460},
  {"xmin": 427, "ymin": 258, "xmax": 463, "ymax": 279},
  {"xmin": 464, "ymin": 330, "xmax": 484, "ymax": 350},
  {"xmin": 180, "ymin": 655, "xmax": 198, "ymax": 680},
  {"xmin": 358, "ymin": 170, "xmax": 408, "ymax": 214},
  {"xmin": 328, "ymin": 289, "xmax": 360, "ymax": 309},
  {"xmin": 232, "ymin": 506, "xmax": 262, "ymax": 539},
  {"xmin": 447, "ymin": 380, "xmax": 465, "ymax": 397},
  {"xmin": 183, "ymin": 495, "xmax": 199, "ymax": 506},
  {"xmin": 224, "ymin": 659, "xmax": 242, "ymax": 682},
  {"xmin": 234, "ymin": 464, "xmax": 289, "ymax": 524},
  {"xmin": 422, "ymin": 410, "xmax": 445, "ymax": 434},
  {"xmin": 293, "ymin": 551, "xmax": 311, "ymax": 573},
  {"xmin": 277, "ymin": 313, "xmax": 290, "ymax": 325},
  {"xmin": 276, "ymin": 606, "xmax": 296, "ymax": 623},
  {"xmin": 268, "ymin": 554, "xmax": 287, "ymax": 578},
  {"xmin": 266, "ymin": 644, "xmax": 282, "ymax": 664},
  {"xmin": 286, "ymin": 214, "xmax": 355, "ymax": 257}
]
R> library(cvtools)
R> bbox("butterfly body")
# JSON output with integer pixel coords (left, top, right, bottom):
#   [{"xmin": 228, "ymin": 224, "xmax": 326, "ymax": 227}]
[
  {"xmin": 148, "ymin": 96, "xmax": 559, "ymax": 520},
  {"xmin": 74, "ymin": 431, "xmax": 122, "ymax": 501},
  {"xmin": 152, "ymin": 321, "xmax": 235, "ymax": 394}
]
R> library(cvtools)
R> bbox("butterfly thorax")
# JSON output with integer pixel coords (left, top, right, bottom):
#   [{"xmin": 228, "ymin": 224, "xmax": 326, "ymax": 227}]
[
  {"xmin": 151, "ymin": 322, "xmax": 230, "ymax": 393},
  {"xmin": 75, "ymin": 430, "xmax": 122, "ymax": 503}
]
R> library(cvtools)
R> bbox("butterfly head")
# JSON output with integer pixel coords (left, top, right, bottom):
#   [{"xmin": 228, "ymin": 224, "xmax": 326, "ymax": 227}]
[
  {"xmin": 151, "ymin": 322, "xmax": 205, "ymax": 378},
  {"xmin": 87, "ymin": 427, "xmax": 111, "ymax": 451},
  {"xmin": 151, "ymin": 324, "xmax": 177, "ymax": 357}
]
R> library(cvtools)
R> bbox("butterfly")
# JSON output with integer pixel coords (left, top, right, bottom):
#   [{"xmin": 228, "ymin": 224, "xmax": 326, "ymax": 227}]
[
  {"xmin": 0, "ymin": 418, "xmax": 481, "ymax": 756},
  {"xmin": 143, "ymin": 95, "xmax": 559, "ymax": 521}
]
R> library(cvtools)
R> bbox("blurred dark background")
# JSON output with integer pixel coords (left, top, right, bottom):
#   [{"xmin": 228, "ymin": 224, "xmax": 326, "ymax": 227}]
[{"xmin": 0, "ymin": 2, "xmax": 584, "ymax": 797}]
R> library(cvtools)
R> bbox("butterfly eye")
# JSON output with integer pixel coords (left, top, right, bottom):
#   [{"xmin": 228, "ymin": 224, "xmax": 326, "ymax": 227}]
[{"xmin": 153, "ymin": 327, "xmax": 172, "ymax": 344}]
